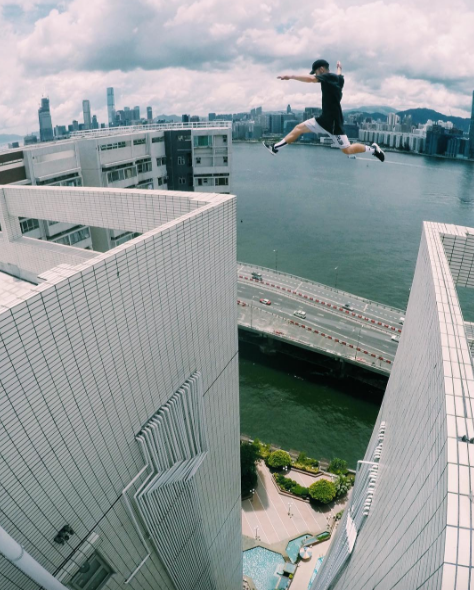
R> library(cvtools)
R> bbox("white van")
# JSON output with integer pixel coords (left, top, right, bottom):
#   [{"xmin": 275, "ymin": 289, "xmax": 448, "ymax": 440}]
[
  {"xmin": 399, "ymin": 317, "xmax": 405, "ymax": 325},
  {"xmin": 294, "ymin": 310, "xmax": 306, "ymax": 319}
]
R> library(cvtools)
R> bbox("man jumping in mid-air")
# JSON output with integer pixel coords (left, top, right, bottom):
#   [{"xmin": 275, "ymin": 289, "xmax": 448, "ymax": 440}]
[{"xmin": 263, "ymin": 59, "xmax": 385, "ymax": 162}]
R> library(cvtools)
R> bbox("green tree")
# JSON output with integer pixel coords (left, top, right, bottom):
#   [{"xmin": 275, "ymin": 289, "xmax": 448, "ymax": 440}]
[
  {"xmin": 335, "ymin": 475, "xmax": 351, "ymax": 499},
  {"xmin": 328, "ymin": 458, "xmax": 348, "ymax": 475},
  {"xmin": 308, "ymin": 479, "xmax": 337, "ymax": 504},
  {"xmin": 240, "ymin": 442, "xmax": 260, "ymax": 495},
  {"xmin": 267, "ymin": 450, "xmax": 291, "ymax": 469}
]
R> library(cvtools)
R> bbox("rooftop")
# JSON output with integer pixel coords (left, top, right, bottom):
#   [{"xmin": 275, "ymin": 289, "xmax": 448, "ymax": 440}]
[{"xmin": 0, "ymin": 270, "xmax": 37, "ymax": 309}]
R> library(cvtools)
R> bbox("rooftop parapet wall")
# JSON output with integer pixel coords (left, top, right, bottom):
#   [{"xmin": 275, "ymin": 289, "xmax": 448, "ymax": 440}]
[
  {"xmin": 0, "ymin": 185, "xmax": 241, "ymax": 590},
  {"xmin": 0, "ymin": 185, "xmax": 225, "ymax": 283},
  {"xmin": 314, "ymin": 222, "xmax": 474, "ymax": 590}
]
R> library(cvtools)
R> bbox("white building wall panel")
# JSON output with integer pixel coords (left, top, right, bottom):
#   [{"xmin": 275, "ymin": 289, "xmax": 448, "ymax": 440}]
[
  {"xmin": 314, "ymin": 222, "xmax": 474, "ymax": 590},
  {"xmin": 0, "ymin": 186, "xmax": 241, "ymax": 590}
]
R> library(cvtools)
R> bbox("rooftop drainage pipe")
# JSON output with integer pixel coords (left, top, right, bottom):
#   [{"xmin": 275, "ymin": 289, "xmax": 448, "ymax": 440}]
[{"xmin": 0, "ymin": 524, "xmax": 69, "ymax": 590}]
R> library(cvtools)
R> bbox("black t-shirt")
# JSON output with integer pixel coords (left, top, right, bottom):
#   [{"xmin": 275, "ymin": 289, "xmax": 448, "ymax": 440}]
[{"xmin": 315, "ymin": 73, "xmax": 345, "ymax": 135}]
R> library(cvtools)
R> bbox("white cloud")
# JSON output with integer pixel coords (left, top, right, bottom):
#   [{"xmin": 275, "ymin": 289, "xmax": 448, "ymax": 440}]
[{"xmin": 0, "ymin": 0, "xmax": 473, "ymax": 134}]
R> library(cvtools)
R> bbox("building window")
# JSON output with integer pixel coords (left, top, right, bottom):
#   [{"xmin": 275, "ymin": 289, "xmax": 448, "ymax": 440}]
[
  {"xmin": 99, "ymin": 141, "xmax": 128, "ymax": 151},
  {"xmin": 53, "ymin": 227, "xmax": 91, "ymax": 246},
  {"xmin": 156, "ymin": 157, "xmax": 166, "ymax": 166},
  {"xmin": 20, "ymin": 218, "xmax": 40, "ymax": 233},
  {"xmin": 133, "ymin": 138, "xmax": 146, "ymax": 145},
  {"xmin": 223, "ymin": 157, "xmax": 228, "ymax": 164},
  {"xmin": 193, "ymin": 135, "xmax": 212, "ymax": 148},
  {"xmin": 137, "ymin": 159, "xmax": 152, "ymax": 174},
  {"xmin": 70, "ymin": 552, "xmax": 113, "ymax": 590},
  {"xmin": 37, "ymin": 172, "xmax": 82, "ymax": 187},
  {"xmin": 178, "ymin": 177, "xmax": 187, "ymax": 185},
  {"xmin": 151, "ymin": 136, "xmax": 165, "ymax": 143},
  {"xmin": 136, "ymin": 179, "xmax": 153, "ymax": 189},
  {"xmin": 48, "ymin": 220, "xmax": 59, "ymax": 226},
  {"xmin": 222, "ymin": 135, "xmax": 227, "ymax": 143},
  {"xmin": 177, "ymin": 156, "xmax": 186, "ymax": 165},
  {"xmin": 215, "ymin": 177, "xmax": 229, "ymax": 186},
  {"xmin": 106, "ymin": 164, "xmax": 137, "ymax": 183},
  {"xmin": 196, "ymin": 157, "xmax": 201, "ymax": 164}
]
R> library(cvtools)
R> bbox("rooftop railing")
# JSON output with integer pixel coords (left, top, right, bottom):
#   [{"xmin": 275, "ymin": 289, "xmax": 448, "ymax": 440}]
[{"xmin": 70, "ymin": 121, "xmax": 232, "ymax": 139}]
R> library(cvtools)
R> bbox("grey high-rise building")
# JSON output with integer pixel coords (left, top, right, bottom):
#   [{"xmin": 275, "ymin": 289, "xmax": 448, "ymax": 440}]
[
  {"xmin": 312, "ymin": 221, "xmax": 474, "ymax": 590},
  {"xmin": 82, "ymin": 99, "xmax": 91, "ymax": 130},
  {"xmin": 92, "ymin": 114, "xmax": 99, "ymax": 129},
  {"xmin": 38, "ymin": 97, "xmax": 54, "ymax": 142},
  {"xmin": 469, "ymin": 90, "xmax": 474, "ymax": 158},
  {"xmin": 133, "ymin": 106, "xmax": 140, "ymax": 121},
  {"xmin": 106, "ymin": 87, "xmax": 115, "ymax": 126},
  {"xmin": 123, "ymin": 107, "xmax": 132, "ymax": 124},
  {"xmin": 147, "ymin": 106, "xmax": 153, "ymax": 122}
]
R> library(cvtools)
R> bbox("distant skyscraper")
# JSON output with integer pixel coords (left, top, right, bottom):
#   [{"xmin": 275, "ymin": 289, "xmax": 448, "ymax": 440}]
[
  {"xmin": 147, "ymin": 106, "xmax": 153, "ymax": 122},
  {"xmin": 287, "ymin": 104, "xmax": 292, "ymax": 114},
  {"xmin": 107, "ymin": 87, "xmax": 115, "ymax": 126},
  {"xmin": 72, "ymin": 120, "xmax": 79, "ymax": 131},
  {"xmin": 469, "ymin": 90, "xmax": 474, "ymax": 158},
  {"xmin": 92, "ymin": 114, "xmax": 99, "ymax": 129},
  {"xmin": 83, "ymin": 100, "xmax": 91, "ymax": 130},
  {"xmin": 123, "ymin": 107, "xmax": 132, "ymax": 124},
  {"xmin": 256, "ymin": 106, "xmax": 262, "ymax": 116},
  {"xmin": 23, "ymin": 134, "xmax": 38, "ymax": 145},
  {"xmin": 38, "ymin": 97, "xmax": 53, "ymax": 142},
  {"xmin": 209, "ymin": 112, "xmax": 216, "ymax": 121},
  {"xmin": 182, "ymin": 114, "xmax": 190, "ymax": 123},
  {"xmin": 133, "ymin": 106, "xmax": 140, "ymax": 121}
]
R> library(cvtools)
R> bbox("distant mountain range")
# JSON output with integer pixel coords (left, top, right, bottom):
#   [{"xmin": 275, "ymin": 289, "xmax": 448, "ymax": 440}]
[
  {"xmin": 0, "ymin": 133, "xmax": 22, "ymax": 147},
  {"xmin": 395, "ymin": 108, "xmax": 470, "ymax": 132},
  {"xmin": 345, "ymin": 107, "xmax": 471, "ymax": 132},
  {"xmin": 349, "ymin": 105, "xmax": 398, "ymax": 115}
]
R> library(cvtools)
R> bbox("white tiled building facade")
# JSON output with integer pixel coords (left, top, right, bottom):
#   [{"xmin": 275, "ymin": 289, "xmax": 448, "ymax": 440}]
[
  {"xmin": 0, "ymin": 122, "xmax": 232, "ymax": 251},
  {"xmin": 313, "ymin": 222, "xmax": 474, "ymax": 590},
  {"xmin": 0, "ymin": 184, "xmax": 241, "ymax": 590}
]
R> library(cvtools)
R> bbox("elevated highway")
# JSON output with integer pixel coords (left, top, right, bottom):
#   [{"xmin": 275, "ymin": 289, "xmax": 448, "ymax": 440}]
[{"xmin": 236, "ymin": 263, "xmax": 406, "ymax": 376}]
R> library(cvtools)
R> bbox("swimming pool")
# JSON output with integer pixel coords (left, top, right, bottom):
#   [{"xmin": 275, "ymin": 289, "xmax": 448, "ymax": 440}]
[
  {"xmin": 286, "ymin": 534, "xmax": 312, "ymax": 563},
  {"xmin": 308, "ymin": 556, "xmax": 324, "ymax": 588},
  {"xmin": 243, "ymin": 547, "xmax": 285, "ymax": 590}
]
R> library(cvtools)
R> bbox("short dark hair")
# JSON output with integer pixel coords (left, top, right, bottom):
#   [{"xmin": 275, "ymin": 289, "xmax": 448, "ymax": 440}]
[{"xmin": 309, "ymin": 59, "xmax": 330, "ymax": 74}]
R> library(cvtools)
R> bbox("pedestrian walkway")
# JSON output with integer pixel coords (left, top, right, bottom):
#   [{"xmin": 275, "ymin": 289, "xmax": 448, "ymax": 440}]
[{"xmin": 242, "ymin": 462, "xmax": 348, "ymax": 553}]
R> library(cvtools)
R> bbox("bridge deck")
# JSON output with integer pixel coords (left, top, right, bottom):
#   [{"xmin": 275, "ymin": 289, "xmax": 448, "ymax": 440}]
[
  {"xmin": 237, "ymin": 264, "xmax": 407, "ymax": 375},
  {"xmin": 237, "ymin": 264, "xmax": 474, "ymax": 376}
]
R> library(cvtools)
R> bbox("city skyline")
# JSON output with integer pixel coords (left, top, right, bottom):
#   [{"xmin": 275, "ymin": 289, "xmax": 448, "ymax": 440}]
[{"xmin": 1, "ymin": 0, "xmax": 474, "ymax": 135}]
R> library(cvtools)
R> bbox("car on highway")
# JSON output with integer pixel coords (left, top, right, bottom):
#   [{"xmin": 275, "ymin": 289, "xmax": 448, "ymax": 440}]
[
  {"xmin": 391, "ymin": 335, "xmax": 400, "ymax": 343},
  {"xmin": 259, "ymin": 298, "xmax": 271, "ymax": 305},
  {"xmin": 252, "ymin": 272, "xmax": 263, "ymax": 281},
  {"xmin": 399, "ymin": 317, "xmax": 405, "ymax": 324},
  {"xmin": 293, "ymin": 310, "xmax": 306, "ymax": 319},
  {"xmin": 343, "ymin": 302, "xmax": 354, "ymax": 311}
]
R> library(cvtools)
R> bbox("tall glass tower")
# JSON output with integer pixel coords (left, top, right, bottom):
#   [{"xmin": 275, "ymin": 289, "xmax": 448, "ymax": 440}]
[
  {"xmin": 469, "ymin": 90, "xmax": 474, "ymax": 159},
  {"xmin": 107, "ymin": 87, "xmax": 115, "ymax": 126},
  {"xmin": 82, "ymin": 99, "xmax": 91, "ymax": 130},
  {"xmin": 38, "ymin": 97, "xmax": 53, "ymax": 142}
]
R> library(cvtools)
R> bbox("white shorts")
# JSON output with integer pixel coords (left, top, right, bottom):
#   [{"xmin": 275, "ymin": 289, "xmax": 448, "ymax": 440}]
[{"xmin": 303, "ymin": 118, "xmax": 351, "ymax": 149}]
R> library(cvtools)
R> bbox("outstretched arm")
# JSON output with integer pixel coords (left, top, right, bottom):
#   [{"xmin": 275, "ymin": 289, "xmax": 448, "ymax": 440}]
[
  {"xmin": 336, "ymin": 61, "xmax": 342, "ymax": 75},
  {"xmin": 278, "ymin": 74, "xmax": 320, "ymax": 83}
]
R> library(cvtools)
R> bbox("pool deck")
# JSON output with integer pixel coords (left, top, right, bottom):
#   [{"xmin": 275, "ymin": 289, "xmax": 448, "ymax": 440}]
[{"xmin": 242, "ymin": 462, "xmax": 349, "ymax": 557}]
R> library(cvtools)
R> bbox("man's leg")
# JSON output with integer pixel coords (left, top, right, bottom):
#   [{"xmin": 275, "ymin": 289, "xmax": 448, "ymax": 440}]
[
  {"xmin": 341, "ymin": 141, "xmax": 385, "ymax": 162},
  {"xmin": 263, "ymin": 123, "xmax": 312, "ymax": 155}
]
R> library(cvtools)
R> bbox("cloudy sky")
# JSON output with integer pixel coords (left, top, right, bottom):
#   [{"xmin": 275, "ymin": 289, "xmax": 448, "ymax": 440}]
[{"xmin": 1, "ymin": 0, "xmax": 473, "ymax": 135}]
